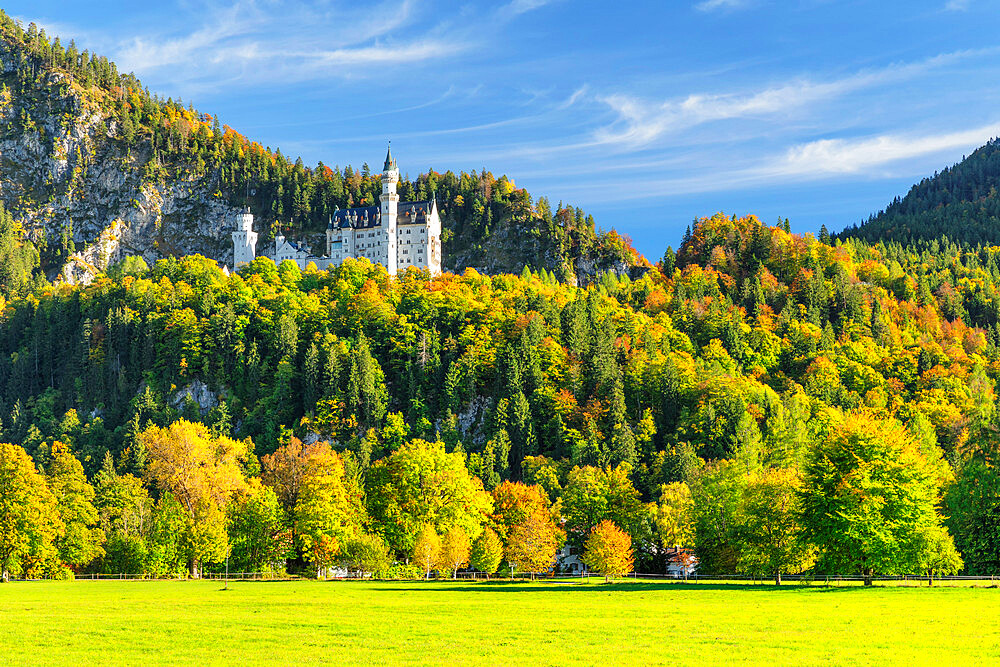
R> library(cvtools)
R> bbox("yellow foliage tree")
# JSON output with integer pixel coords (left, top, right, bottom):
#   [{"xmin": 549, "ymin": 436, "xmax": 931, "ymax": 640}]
[
  {"xmin": 0, "ymin": 443, "xmax": 62, "ymax": 580},
  {"xmin": 582, "ymin": 520, "xmax": 634, "ymax": 583},
  {"xmin": 140, "ymin": 420, "xmax": 250, "ymax": 578},
  {"xmin": 293, "ymin": 443, "xmax": 363, "ymax": 577},
  {"xmin": 413, "ymin": 525, "xmax": 441, "ymax": 579},
  {"xmin": 438, "ymin": 527, "xmax": 470, "ymax": 579},
  {"xmin": 506, "ymin": 511, "xmax": 560, "ymax": 579}
]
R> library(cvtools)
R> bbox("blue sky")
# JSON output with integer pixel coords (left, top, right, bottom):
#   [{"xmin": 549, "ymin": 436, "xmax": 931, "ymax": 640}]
[{"xmin": 11, "ymin": 0, "xmax": 1000, "ymax": 258}]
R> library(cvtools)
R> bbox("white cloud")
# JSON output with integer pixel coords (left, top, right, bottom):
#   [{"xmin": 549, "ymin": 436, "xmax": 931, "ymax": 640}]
[
  {"xmin": 945, "ymin": 0, "xmax": 971, "ymax": 10},
  {"xmin": 695, "ymin": 0, "xmax": 751, "ymax": 12}
]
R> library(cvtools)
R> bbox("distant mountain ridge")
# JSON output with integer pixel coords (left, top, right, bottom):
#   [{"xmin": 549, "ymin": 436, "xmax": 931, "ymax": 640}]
[
  {"xmin": 840, "ymin": 137, "xmax": 1000, "ymax": 247},
  {"xmin": 0, "ymin": 13, "xmax": 646, "ymax": 286}
]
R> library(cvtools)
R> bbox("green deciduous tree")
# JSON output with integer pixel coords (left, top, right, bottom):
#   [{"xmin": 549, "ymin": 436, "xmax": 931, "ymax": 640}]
[
  {"xmin": 338, "ymin": 532, "xmax": 393, "ymax": 578},
  {"xmin": 736, "ymin": 467, "xmax": 814, "ymax": 584},
  {"xmin": 229, "ymin": 478, "xmax": 290, "ymax": 573},
  {"xmin": 470, "ymin": 527, "xmax": 503, "ymax": 579},
  {"xmin": 365, "ymin": 439, "xmax": 492, "ymax": 556},
  {"xmin": 945, "ymin": 449, "xmax": 1000, "ymax": 574},
  {"xmin": 561, "ymin": 465, "xmax": 650, "ymax": 553},
  {"xmin": 689, "ymin": 460, "xmax": 746, "ymax": 574},
  {"xmin": 93, "ymin": 454, "xmax": 153, "ymax": 573},
  {"xmin": 46, "ymin": 441, "xmax": 104, "ymax": 570},
  {"xmin": 802, "ymin": 412, "xmax": 953, "ymax": 585}
]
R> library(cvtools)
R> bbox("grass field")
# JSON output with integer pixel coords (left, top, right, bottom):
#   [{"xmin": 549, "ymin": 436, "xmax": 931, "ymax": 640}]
[{"xmin": 2, "ymin": 579, "xmax": 998, "ymax": 665}]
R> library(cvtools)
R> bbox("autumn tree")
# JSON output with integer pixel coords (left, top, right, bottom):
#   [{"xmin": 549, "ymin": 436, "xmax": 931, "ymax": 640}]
[
  {"xmin": 439, "ymin": 527, "xmax": 471, "ymax": 578},
  {"xmin": 506, "ymin": 511, "xmax": 560, "ymax": 578},
  {"xmin": 470, "ymin": 527, "xmax": 503, "ymax": 579},
  {"xmin": 655, "ymin": 482, "xmax": 695, "ymax": 550},
  {"xmin": 491, "ymin": 481, "xmax": 552, "ymax": 544},
  {"xmin": 801, "ymin": 412, "xmax": 953, "ymax": 585},
  {"xmin": 260, "ymin": 437, "xmax": 312, "ymax": 515},
  {"xmin": 582, "ymin": 520, "xmax": 634, "ymax": 582},
  {"xmin": 140, "ymin": 420, "xmax": 250, "ymax": 577},
  {"xmin": 294, "ymin": 443, "xmax": 363, "ymax": 576},
  {"xmin": 0, "ymin": 443, "xmax": 62, "ymax": 580},
  {"xmin": 413, "ymin": 525, "xmax": 441, "ymax": 579}
]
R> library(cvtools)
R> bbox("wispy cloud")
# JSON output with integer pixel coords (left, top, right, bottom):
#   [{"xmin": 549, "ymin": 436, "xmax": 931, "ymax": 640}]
[
  {"xmin": 695, "ymin": 0, "xmax": 752, "ymax": 12},
  {"xmin": 945, "ymin": 0, "xmax": 971, "ymax": 10},
  {"xmin": 49, "ymin": 0, "xmax": 465, "ymax": 94},
  {"xmin": 773, "ymin": 124, "xmax": 1000, "ymax": 176},
  {"xmin": 500, "ymin": 0, "xmax": 554, "ymax": 16},
  {"xmin": 590, "ymin": 48, "xmax": 997, "ymax": 149},
  {"xmin": 545, "ymin": 123, "xmax": 1000, "ymax": 204}
]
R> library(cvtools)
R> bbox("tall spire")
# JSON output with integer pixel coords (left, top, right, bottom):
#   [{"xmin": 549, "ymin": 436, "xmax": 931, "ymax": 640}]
[{"xmin": 383, "ymin": 141, "xmax": 396, "ymax": 171}]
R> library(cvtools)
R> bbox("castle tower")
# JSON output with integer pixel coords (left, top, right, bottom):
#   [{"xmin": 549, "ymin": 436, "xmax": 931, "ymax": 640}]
[
  {"xmin": 232, "ymin": 207, "xmax": 257, "ymax": 268},
  {"xmin": 380, "ymin": 142, "xmax": 399, "ymax": 275},
  {"xmin": 426, "ymin": 195, "xmax": 442, "ymax": 274}
]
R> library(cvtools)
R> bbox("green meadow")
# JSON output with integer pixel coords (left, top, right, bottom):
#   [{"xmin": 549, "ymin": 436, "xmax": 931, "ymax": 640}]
[{"xmin": 1, "ymin": 580, "xmax": 998, "ymax": 665}]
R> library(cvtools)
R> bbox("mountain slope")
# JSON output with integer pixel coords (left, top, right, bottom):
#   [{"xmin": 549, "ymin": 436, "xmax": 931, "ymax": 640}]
[
  {"xmin": 840, "ymin": 137, "xmax": 1000, "ymax": 246},
  {"xmin": 0, "ymin": 14, "xmax": 645, "ymax": 286}
]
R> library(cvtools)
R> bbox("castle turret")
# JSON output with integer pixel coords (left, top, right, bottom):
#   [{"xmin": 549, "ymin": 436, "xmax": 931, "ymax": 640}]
[
  {"xmin": 426, "ymin": 194, "xmax": 442, "ymax": 274},
  {"xmin": 381, "ymin": 142, "xmax": 399, "ymax": 275},
  {"xmin": 232, "ymin": 207, "xmax": 258, "ymax": 268}
]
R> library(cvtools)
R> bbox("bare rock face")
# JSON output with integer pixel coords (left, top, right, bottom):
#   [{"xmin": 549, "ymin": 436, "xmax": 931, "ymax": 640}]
[
  {"xmin": 170, "ymin": 380, "xmax": 219, "ymax": 416},
  {"xmin": 0, "ymin": 44, "xmax": 247, "ymax": 285}
]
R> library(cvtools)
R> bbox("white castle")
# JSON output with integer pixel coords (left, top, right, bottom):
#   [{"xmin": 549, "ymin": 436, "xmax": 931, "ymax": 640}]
[{"xmin": 232, "ymin": 144, "xmax": 442, "ymax": 275}]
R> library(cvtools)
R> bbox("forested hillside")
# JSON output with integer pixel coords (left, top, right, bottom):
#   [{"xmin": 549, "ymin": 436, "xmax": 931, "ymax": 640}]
[
  {"xmin": 842, "ymin": 137, "xmax": 1000, "ymax": 246},
  {"xmin": 0, "ymin": 13, "xmax": 643, "ymax": 287},
  {"xmin": 3, "ymin": 212, "xmax": 1000, "ymax": 579}
]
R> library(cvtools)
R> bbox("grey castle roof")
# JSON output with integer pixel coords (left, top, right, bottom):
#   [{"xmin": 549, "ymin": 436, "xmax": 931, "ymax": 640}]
[{"xmin": 329, "ymin": 200, "xmax": 436, "ymax": 230}]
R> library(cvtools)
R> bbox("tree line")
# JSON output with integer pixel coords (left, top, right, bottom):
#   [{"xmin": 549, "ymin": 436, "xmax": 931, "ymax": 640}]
[
  {"xmin": 0, "ymin": 408, "xmax": 958, "ymax": 585},
  {"xmin": 3, "ymin": 210, "xmax": 1000, "ymax": 579}
]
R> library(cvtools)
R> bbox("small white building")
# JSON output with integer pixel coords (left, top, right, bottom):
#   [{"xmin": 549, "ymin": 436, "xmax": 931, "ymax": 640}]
[
  {"xmin": 665, "ymin": 548, "xmax": 698, "ymax": 578},
  {"xmin": 557, "ymin": 545, "xmax": 586, "ymax": 574},
  {"xmin": 231, "ymin": 144, "xmax": 442, "ymax": 275}
]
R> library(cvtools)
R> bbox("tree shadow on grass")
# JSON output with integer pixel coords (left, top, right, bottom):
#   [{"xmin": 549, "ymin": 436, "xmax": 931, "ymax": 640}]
[
  {"xmin": 220, "ymin": 579, "xmax": 948, "ymax": 594},
  {"xmin": 364, "ymin": 581, "xmax": 873, "ymax": 594}
]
